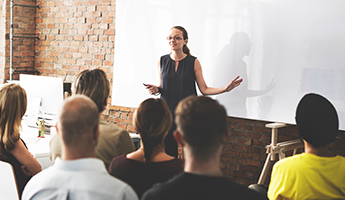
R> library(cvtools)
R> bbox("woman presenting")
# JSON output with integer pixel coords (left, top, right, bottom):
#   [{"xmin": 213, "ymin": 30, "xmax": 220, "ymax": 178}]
[{"xmin": 146, "ymin": 26, "xmax": 242, "ymax": 157}]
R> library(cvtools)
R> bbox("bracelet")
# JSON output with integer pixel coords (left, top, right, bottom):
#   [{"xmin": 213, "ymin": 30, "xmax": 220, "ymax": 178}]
[{"xmin": 154, "ymin": 87, "xmax": 162, "ymax": 96}]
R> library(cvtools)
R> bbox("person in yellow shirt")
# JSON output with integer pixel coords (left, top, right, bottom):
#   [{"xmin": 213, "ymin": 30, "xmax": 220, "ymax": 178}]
[{"xmin": 268, "ymin": 93, "xmax": 345, "ymax": 200}]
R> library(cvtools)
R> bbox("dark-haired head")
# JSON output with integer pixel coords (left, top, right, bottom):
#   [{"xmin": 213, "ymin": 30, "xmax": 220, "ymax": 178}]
[
  {"xmin": 170, "ymin": 26, "xmax": 190, "ymax": 55},
  {"xmin": 73, "ymin": 69, "xmax": 110, "ymax": 113},
  {"xmin": 134, "ymin": 98, "xmax": 172, "ymax": 162},
  {"xmin": 295, "ymin": 93, "xmax": 338, "ymax": 147},
  {"xmin": 175, "ymin": 96, "xmax": 228, "ymax": 162}
]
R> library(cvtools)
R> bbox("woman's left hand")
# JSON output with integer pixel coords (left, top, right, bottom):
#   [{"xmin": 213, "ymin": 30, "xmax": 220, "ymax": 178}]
[{"xmin": 225, "ymin": 76, "xmax": 243, "ymax": 92}]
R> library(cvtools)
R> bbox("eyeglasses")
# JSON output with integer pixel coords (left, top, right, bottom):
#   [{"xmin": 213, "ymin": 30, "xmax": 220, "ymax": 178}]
[{"xmin": 166, "ymin": 36, "xmax": 183, "ymax": 41}]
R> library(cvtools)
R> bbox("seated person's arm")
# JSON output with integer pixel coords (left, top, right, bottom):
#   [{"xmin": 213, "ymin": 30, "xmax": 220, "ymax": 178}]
[
  {"xmin": 10, "ymin": 140, "xmax": 42, "ymax": 176},
  {"xmin": 49, "ymin": 134, "xmax": 62, "ymax": 163}
]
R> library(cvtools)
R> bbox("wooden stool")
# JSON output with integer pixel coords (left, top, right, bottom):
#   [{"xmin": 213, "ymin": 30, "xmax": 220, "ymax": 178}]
[{"xmin": 257, "ymin": 123, "xmax": 304, "ymax": 184}]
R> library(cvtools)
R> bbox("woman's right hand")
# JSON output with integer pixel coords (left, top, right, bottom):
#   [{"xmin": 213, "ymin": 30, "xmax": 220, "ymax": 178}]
[{"xmin": 146, "ymin": 84, "xmax": 159, "ymax": 95}]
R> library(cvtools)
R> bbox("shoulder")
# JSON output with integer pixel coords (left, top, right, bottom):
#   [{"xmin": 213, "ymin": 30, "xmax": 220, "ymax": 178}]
[
  {"xmin": 100, "ymin": 173, "xmax": 139, "ymax": 199},
  {"xmin": 22, "ymin": 167, "xmax": 55, "ymax": 199},
  {"xmin": 99, "ymin": 118, "xmax": 129, "ymax": 136},
  {"xmin": 109, "ymin": 155, "xmax": 137, "ymax": 173},
  {"xmin": 223, "ymin": 181, "xmax": 267, "ymax": 200},
  {"xmin": 109, "ymin": 155, "xmax": 128, "ymax": 166},
  {"xmin": 161, "ymin": 54, "xmax": 170, "ymax": 59},
  {"xmin": 141, "ymin": 173, "xmax": 184, "ymax": 200},
  {"xmin": 160, "ymin": 54, "xmax": 171, "ymax": 62},
  {"xmin": 160, "ymin": 54, "xmax": 171, "ymax": 67},
  {"xmin": 9, "ymin": 138, "xmax": 30, "ymax": 159},
  {"xmin": 49, "ymin": 134, "xmax": 62, "ymax": 147},
  {"xmin": 142, "ymin": 173, "xmax": 265, "ymax": 200},
  {"xmin": 117, "ymin": 184, "xmax": 139, "ymax": 200},
  {"xmin": 12, "ymin": 138, "xmax": 26, "ymax": 150},
  {"xmin": 272, "ymin": 153, "xmax": 305, "ymax": 172},
  {"xmin": 189, "ymin": 55, "xmax": 197, "ymax": 60},
  {"xmin": 111, "ymin": 154, "xmax": 127, "ymax": 164},
  {"xmin": 156, "ymin": 158, "xmax": 184, "ymax": 175},
  {"xmin": 184, "ymin": 55, "xmax": 197, "ymax": 63},
  {"xmin": 170, "ymin": 158, "xmax": 184, "ymax": 167}
]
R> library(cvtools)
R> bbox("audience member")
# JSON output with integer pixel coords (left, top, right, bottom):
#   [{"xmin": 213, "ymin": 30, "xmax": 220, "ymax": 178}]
[
  {"xmin": 22, "ymin": 95, "xmax": 138, "ymax": 200},
  {"xmin": 0, "ymin": 83, "xmax": 41, "ymax": 197},
  {"xmin": 141, "ymin": 96, "xmax": 266, "ymax": 200},
  {"xmin": 108, "ymin": 98, "xmax": 184, "ymax": 198},
  {"xmin": 268, "ymin": 93, "xmax": 345, "ymax": 200},
  {"xmin": 50, "ymin": 69, "xmax": 135, "ymax": 169}
]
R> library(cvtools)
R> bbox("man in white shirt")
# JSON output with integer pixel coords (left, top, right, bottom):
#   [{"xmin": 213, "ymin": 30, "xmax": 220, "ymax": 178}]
[{"xmin": 22, "ymin": 95, "xmax": 138, "ymax": 200}]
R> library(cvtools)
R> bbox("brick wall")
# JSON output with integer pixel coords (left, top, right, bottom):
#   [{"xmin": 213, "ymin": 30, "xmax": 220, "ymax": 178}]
[
  {"xmin": 0, "ymin": 0, "xmax": 6, "ymax": 83},
  {"xmin": 35, "ymin": 0, "xmax": 115, "ymax": 83},
  {"xmin": 1, "ymin": 0, "xmax": 37, "ymax": 82},
  {"xmin": 2, "ymin": 0, "xmax": 345, "ymax": 187},
  {"xmin": 106, "ymin": 105, "xmax": 345, "ymax": 185},
  {"xmin": 11, "ymin": 0, "xmax": 37, "ymax": 80}
]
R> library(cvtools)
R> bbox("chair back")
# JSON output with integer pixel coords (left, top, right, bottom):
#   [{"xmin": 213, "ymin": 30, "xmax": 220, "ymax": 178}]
[{"xmin": 0, "ymin": 160, "xmax": 19, "ymax": 200}]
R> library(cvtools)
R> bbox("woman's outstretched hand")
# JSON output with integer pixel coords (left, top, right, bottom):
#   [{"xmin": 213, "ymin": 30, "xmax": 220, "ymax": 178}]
[
  {"xmin": 225, "ymin": 76, "xmax": 243, "ymax": 92},
  {"xmin": 145, "ymin": 84, "xmax": 159, "ymax": 95}
]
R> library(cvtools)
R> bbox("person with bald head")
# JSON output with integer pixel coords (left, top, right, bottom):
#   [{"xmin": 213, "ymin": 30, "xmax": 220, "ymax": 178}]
[{"xmin": 22, "ymin": 95, "xmax": 138, "ymax": 200}]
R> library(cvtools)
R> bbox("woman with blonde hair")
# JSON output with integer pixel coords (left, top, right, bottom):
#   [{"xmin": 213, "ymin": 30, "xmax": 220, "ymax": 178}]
[
  {"xmin": 108, "ymin": 98, "xmax": 184, "ymax": 198},
  {"xmin": 0, "ymin": 83, "xmax": 41, "ymax": 197},
  {"xmin": 50, "ymin": 68, "xmax": 135, "ymax": 169}
]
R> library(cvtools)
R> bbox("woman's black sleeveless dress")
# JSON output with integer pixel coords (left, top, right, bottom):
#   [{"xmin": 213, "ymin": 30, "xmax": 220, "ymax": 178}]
[
  {"xmin": 0, "ymin": 139, "xmax": 31, "ymax": 197},
  {"xmin": 160, "ymin": 54, "xmax": 197, "ymax": 157}
]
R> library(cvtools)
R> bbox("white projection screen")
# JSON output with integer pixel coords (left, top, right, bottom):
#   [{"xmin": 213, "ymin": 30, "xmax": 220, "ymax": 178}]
[{"xmin": 112, "ymin": 0, "xmax": 345, "ymax": 130}]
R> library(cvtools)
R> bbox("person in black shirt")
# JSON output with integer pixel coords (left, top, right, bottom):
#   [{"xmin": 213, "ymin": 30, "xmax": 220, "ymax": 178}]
[
  {"xmin": 142, "ymin": 96, "xmax": 267, "ymax": 200},
  {"xmin": 0, "ymin": 83, "xmax": 41, "ymax": 197},
  {"xmin": 145, "ymin": 26, "xmax": 242, "ymax": 157},
  {"xmin": 108, "ymin": 98, "xmax": 184, "ymax": 197}
]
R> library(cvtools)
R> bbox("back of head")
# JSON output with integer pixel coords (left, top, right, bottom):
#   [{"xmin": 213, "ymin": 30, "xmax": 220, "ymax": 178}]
[
  {"xmin": 175, "ymin": 96, "xmax": 227, "ymax": 161},
  {"xmin": 73, "ymin": 69, "xmax": 110, "ymax": 113},
  {"xmin": 134, "ymin": 98, "xmax": 172, "ymax": 162},
  {"xmin": 0, "ymin": 83, "xmax": 27, "ymax": 158},
  {"xmin": 59, "ymin": 95, "xmax": 99, "ymax": 149},
  {"xmin": 295, "ymin": 93, "xmax": 338, "ymax": 147}
]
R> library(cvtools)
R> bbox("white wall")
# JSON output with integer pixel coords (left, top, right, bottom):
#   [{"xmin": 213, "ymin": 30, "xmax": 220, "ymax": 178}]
[{"xmin": 112, "ymin": 0, "xmax": 345, "ymax": 130}]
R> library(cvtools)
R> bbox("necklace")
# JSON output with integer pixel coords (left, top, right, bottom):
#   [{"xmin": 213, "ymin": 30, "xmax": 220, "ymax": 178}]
[{"xmin": 171, "ymin": 53, "xmax": 187, "ymax": 61}]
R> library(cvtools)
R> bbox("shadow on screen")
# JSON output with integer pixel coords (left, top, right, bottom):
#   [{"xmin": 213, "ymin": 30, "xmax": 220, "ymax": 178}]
[{"xmin": 214, "ymin": 32, "xmax": 275, "ymax": 118}]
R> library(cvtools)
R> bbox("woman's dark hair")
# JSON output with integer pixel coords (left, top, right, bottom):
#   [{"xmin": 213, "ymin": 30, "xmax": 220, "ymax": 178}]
[
  {"xmin": 171, "ymin": 26, "xmax": 191, "ymax": 55},
  {"xmin": 295, "ymin": 93, "xmax": 338, "ymax": 147},
  {"xmin": 133, "ymin": 98, "xmax": 172, "ymax": 163}
]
